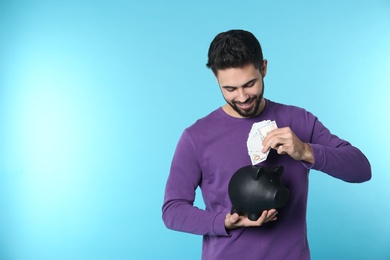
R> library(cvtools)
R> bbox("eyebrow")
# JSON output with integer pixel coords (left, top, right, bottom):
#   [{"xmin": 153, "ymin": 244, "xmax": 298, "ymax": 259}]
[{"xmin": 221, "ymin": 78, "xmax": 258, "ymax": 89}]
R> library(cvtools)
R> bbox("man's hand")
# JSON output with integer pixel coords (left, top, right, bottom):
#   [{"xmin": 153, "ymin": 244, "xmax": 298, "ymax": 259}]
[
  {"xmin": 224, "ymin": 209, "xmax": 278, "ymax": 230},
  {"xmin": 261, "ymin": 127, "xmax": 314, "ymax": 164}
]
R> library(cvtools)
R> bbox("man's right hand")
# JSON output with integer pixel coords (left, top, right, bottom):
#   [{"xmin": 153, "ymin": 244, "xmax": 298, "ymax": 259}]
[{"xmin": 224, "ymin": 209, "xmax": 278, "ymax": 230}]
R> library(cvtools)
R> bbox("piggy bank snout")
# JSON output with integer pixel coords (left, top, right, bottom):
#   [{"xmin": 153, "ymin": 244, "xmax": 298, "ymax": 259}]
[
  {"xmin": 273, "ymin": 186, "xmax": 289, "ymax": 208},
  {"xmin": 265, "ymin": 170, "xmax": 289, "ymax": 207}
]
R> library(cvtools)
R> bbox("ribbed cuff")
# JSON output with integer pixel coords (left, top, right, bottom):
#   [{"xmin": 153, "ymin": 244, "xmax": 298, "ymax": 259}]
[
  {"xmin": 302, "ymin": 143, "xmax": 325, "ymax": 171},
  {"xmin": 212, "ymin": 211, "xmax": 231, "ymax": 237}
]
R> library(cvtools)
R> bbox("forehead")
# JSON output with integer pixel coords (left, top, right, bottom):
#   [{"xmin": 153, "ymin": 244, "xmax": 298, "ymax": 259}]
[{"xmin": 216, "ymin": 64, "xmax": 260, "ymax": 87}]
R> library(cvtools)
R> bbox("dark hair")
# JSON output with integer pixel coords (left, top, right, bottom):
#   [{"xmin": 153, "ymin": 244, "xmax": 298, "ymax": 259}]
[{"xmin": 206, "ymin": 29, "xmax": 264, "ymax": 75}]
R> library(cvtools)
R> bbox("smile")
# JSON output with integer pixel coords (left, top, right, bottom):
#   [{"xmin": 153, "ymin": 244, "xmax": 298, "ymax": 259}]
[{"xmin": 235, "ymin": 98, "xmax": 255, "ymax": 109}]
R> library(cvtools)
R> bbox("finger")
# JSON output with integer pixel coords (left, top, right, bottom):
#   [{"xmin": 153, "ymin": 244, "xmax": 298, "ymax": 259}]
[
  {"xmin": 261, "ymin": 144, "xmax": 270, "ymax": 154},
  {"xmin": 225, "ymin": 213, "xmax": 242, "ymax": 229},
  {"xmin": 276, "ymin": 144, "xmax": 287, "ymax": 155},
  {"xmin": 267, "ymin": 209, "xmax": 278, "ymax": 216},
  {"xmin": 264, "ymin": 127, "xmax": 291, "ymax": 141},
  {"xmin": 261, "ymin": 131, "xmax": 278, "ymax": 153},
  {"xmin": 253, "ymin": 210, "xmax": 269, "ymax": 226},
  {"xmin": 264, "ymin": 140, "xmax": 283, "ymax": 153},
  {"xmin": 262, "ymin": 137, "xmax": 280, "ymax": 153},
  {"xmin": 266, "ymin": 209, "xmax": 278, "ymax": 221}
]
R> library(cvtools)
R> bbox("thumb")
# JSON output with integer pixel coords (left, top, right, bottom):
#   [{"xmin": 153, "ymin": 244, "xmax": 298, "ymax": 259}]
[{"xmin": 230, "ymin": 213, "xmax": 240, "ymax": 223}]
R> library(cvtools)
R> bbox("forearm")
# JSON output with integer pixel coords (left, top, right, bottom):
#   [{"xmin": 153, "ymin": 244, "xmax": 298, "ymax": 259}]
[
  {"xmin": 307, "ymin": 143, "xmax": 371, "ymax": 183},
  {"xmin": 162, "ymin": 199, "xmax": 229, "ymax": 236}
]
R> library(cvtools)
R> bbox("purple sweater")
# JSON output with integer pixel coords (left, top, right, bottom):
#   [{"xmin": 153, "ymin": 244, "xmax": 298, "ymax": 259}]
[{"xmin": 162, "ymin": 100, "xmax": 371, "ymax": 260}]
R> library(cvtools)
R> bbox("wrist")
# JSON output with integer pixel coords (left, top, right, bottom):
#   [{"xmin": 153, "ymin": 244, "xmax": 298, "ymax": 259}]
[{"xmin": 302, "ymin": 143, "xmax": 314, "ymax": 164}]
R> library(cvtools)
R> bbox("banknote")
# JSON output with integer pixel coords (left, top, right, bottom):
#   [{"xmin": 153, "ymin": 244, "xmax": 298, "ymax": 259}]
[{"xmin": 247, "ymin": 120, "xmax": 278, "ymax": 165}]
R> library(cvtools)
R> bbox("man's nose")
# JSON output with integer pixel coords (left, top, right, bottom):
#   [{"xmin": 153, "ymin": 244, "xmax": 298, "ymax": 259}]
[{"xmin": 236, "ymin": 88, "xmax": 249, "ymax": 102}]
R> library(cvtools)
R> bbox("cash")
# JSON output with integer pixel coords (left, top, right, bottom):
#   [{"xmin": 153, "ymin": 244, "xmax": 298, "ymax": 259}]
[{"xmin": 247, "ymin": 120, "xmax": 278, "ymax": 165}]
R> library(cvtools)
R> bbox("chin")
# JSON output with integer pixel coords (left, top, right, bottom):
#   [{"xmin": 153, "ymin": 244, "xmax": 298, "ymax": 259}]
[{"xmin": 235, "ymin": 108, "xmax": 257, "ymax": 118}]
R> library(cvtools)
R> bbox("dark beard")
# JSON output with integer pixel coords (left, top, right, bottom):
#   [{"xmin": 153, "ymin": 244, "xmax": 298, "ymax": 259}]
[{"xmin": 226, "ymin": 80, "xmax": 264, "ymax": 118}]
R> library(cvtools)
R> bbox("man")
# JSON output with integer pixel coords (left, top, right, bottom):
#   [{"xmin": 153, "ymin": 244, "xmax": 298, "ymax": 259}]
[{"xmin": 162, "ymin": 29, "xmax": 371, "ymax": 259}]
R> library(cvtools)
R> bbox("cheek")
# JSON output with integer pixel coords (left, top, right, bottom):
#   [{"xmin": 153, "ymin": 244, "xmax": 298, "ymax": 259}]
[
  {"xmin": 221, "ymin": 91, "xmax": 235, "ymax": 101},
  {"xmin": 252, "ymin": 86, "xmax": 263, "ymax": 96}
]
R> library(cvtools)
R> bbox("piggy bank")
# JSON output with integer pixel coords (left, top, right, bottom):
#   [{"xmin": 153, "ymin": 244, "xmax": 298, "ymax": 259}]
[{"xmin": 228, "ymin": 165, "xmax": 289, "ymax": 221}]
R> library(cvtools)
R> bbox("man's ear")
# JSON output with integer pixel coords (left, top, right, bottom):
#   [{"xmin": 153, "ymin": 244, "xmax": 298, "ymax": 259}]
[{"xmin": 261, "ymin": 59, "xmax": 268, "ymax": 77}]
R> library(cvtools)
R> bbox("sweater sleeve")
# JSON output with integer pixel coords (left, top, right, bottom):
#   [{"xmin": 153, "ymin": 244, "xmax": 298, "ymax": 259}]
[
  {"xmin": 162, "ymin": 130, "xmax": 230, "ymax": 237},
  {"xmin": 302, "ymin": 114, "xmax": 371, "ymax": 183}
]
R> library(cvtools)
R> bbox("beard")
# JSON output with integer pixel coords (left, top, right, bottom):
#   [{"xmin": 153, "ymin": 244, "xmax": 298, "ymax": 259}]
[{"xmin": 225, "ymin": 80, "xmax": 264, "ymax": 118}]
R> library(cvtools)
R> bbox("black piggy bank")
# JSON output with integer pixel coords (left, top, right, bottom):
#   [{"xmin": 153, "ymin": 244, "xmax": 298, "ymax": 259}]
[{"xmin": 228, "ymin": 165, "xmax": 289, "ymax": 221}]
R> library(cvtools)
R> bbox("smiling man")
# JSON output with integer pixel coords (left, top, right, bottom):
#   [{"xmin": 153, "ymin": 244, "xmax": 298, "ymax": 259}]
[
  {"xmin": 218, "ymin": 63, "xmax": 266, "ymax": 118},
  {"xmin": 162, "ymin": 29, "xmax": 371, "ymax": 260}
]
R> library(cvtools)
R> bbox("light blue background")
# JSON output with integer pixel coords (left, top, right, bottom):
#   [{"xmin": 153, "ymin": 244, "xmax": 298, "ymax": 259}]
[{"xmin": 1, "ymin": 1, "xmax": 389, "ymax": 259}]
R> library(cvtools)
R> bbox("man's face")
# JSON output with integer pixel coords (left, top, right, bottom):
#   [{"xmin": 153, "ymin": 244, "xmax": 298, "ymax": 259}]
[{"xmin": 216, "ymin": 62, "xmax": 267, "ymax": 118}]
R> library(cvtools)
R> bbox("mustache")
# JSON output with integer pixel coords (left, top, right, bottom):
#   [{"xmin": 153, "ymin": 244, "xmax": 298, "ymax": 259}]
[{"xmin": 233, "ymin": 96, "xmax": 257, "ymax": 105}]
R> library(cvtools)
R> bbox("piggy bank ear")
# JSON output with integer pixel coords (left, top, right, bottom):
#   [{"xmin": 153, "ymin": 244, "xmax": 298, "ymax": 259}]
[
  {"xmin": 273, "ymin": 165, "xmax": 284, "ymax": 177},
  {"xmin": 253, "ymin": 167, "xmax": 264, "ymax": 180}
]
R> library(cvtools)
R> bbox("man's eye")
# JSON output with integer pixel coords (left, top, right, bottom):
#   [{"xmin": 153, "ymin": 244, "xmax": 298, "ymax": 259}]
[
  {"xmin": 225, "ymin": 88, "xmax": 235, "ymax": 92},
  {"xmin": 245, "ymin": 82, "xmax": 255, "ymax": 88}
]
